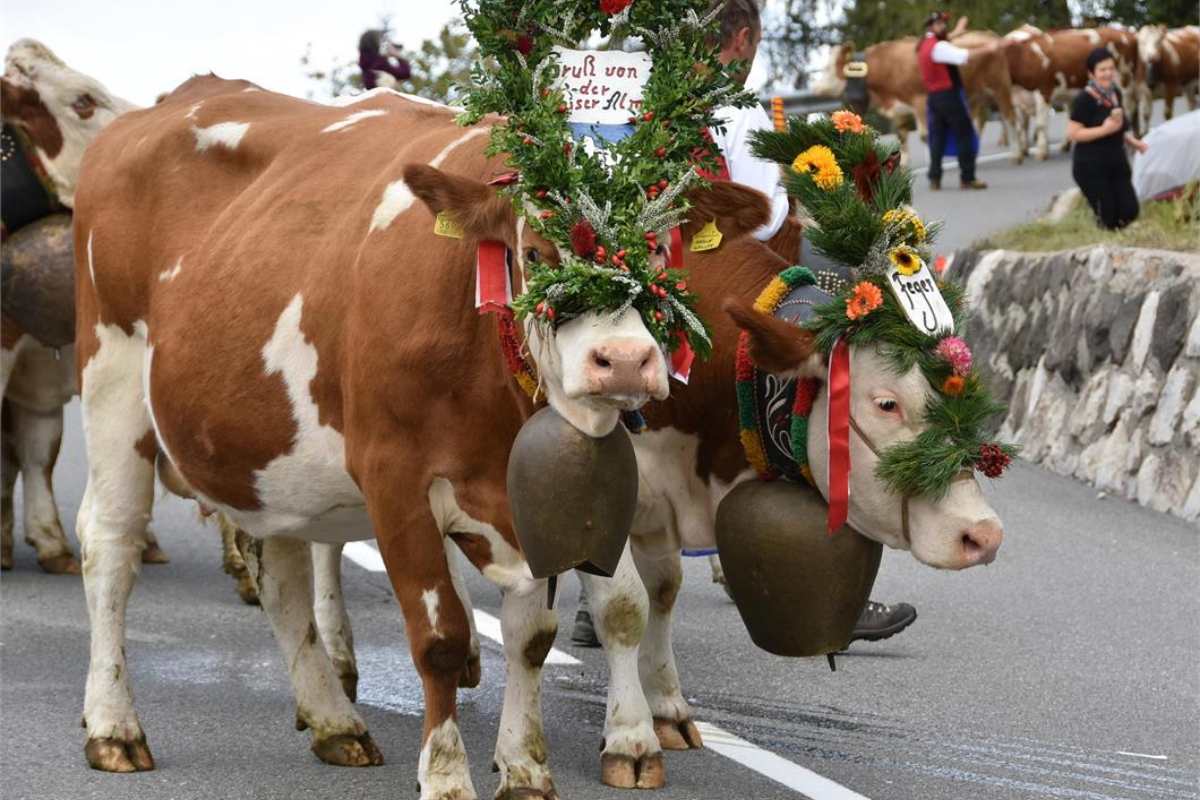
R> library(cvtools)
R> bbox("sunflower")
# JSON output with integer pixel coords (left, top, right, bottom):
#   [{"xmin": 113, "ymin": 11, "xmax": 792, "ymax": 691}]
[
  {"xmin": 888, "ymin": 244, "xmax": 922, "ymax": 276},
  {"xmin": 845, "ymin": 280, "xmax": 884, "ymax": 320},
  {"xmin": 882, "ymin": 207, "xmax": 927, "ymax": 244},
  {"xmin": 791, "ymin": 144, "xmax": 843, "ymax": 190},
  {"xmin": 831, "ymin": 110, "xmax": 865, "ymax": 134}
]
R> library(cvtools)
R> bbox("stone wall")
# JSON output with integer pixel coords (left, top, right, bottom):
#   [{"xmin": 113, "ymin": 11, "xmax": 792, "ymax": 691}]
[{"xmin": 953, "ymin": 246, "xmax": 1200, "ymax": 524}]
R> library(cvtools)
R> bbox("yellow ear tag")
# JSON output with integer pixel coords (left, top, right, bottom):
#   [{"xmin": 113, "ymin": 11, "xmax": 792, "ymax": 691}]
[
  {"xmin": 690, "ymin": 219, "xmax": 723, "ymax": 252},
  {"xmin": 434, "ymin": 211, "xmax": 464, "ymax": 239}
]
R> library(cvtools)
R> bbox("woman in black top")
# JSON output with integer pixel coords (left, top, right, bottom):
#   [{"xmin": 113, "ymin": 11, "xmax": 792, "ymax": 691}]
[{"xmin": 1066, "ymin": 48, "xmax": 1149, "ymax": 230}]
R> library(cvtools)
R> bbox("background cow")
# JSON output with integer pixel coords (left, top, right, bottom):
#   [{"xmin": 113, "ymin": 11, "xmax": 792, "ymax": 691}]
[
  {"xmin": 72, "ymin": 77, "xmax": 676, "ymax": 800},
  {"xmin": 1136, "ymin": 25, "xmax": 1200, "ymax": 132},
  {"xmin": 0, "ymin": 39, "xmax": 166, "ymax": 571},
  {"xmin": 814, "ymin": 34, "xmax": 1022, "ymax": 165}
]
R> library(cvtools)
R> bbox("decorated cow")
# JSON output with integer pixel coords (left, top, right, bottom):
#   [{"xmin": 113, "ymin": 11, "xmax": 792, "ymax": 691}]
[
  {"xmin": 0, "ymin": 39, "xmax": 166, "ymax": 571},
  {"xmin": 68, "ymin": 3, "xmax": 759, "ymax": 798}
]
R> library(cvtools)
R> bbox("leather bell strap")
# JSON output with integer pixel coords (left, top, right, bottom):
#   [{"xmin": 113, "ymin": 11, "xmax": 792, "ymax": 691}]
[{"xmin": 826, "ymin": 337, "xmax": 852, "ymax": 534}]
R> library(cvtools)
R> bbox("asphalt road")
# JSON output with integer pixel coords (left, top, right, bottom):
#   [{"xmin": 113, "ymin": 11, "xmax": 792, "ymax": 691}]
[{"xmin": 2, "ymin": 100, "xmax": 1196, "ymax": 800}]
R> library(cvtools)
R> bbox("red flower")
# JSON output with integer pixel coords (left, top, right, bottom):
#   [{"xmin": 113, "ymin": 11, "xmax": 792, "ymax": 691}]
[
  {"xmin": 515, "ymin": 34, "xmax": 534, "ymax": 55},
  {"xmin": 851, "ymin": 149, "xmax": 881, "ymax": 204},
  {"xmin": 977, "ymin": 444, "xmax": 1011, "ymax": 479},
  {"xmin": 570, "ymin": 219, "xmax": 597, "ymax": 258},
  {"xmin": 600, "ymin": 0, "xmax": 633, "ymax": 14}
]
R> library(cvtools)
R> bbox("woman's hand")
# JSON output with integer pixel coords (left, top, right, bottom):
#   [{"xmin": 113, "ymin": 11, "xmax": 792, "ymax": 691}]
[
  {"xmin": 1101, "ymin": 110, "xmax": 1124, "ymax": 134},
  {"xmin": 1127, "ymin": 136, "xmax": 1149, "ymax": 154}
]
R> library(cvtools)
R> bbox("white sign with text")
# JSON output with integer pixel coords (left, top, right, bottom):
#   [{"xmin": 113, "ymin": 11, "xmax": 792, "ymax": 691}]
[
  {"xmin": 553, "ymin": 47, "xmax": 651, "ymax": 151},
  {"xmin": 887, "ymin": 262, "xmax": 955, "ymax": 336}
]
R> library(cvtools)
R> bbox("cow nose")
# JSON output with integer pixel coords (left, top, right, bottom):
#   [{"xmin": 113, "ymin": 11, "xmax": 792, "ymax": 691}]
[
  {"xmin": 585, "ymin": 341, "xmax": 659, "ymax": 397},
  {"xmin": 960, "ymin": 518, "xmax": 1003, "ymax": 566}
]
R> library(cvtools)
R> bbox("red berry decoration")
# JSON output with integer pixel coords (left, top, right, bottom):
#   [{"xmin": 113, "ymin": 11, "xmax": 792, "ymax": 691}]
[
  {"xmin": 563, "ymin": 141, "xmax": 573, "ymax": 155},
  {"xmin": 523, "ymin": 136, "xmax": 534, "ymax": 145},
  {"xmin": 535, "ymin": 302, "xmax": 545, "ymax": 316},
  {"xmin": 655, "ymin": 147, "xmax": 666, "ymax": 158},
  {"xmin": 599, "ymin": 0, "xmax": 633, "ymax": 14},
  {"xmin": 594, "ymin": 245, "xmax": 606, "ymax": 262},
  {"xmin": 536, "ymin": 188, "xmax": 548, "ymax": 198},
  {"xmin": 540, "ymin": 210, "xmax": 554, "ymax": 220},
  {"xmin": 569, "ymin": 219, "xmax": 597, "ymax": 258},
  {"xmin": 658, "ymin": 179, "xmax": 669, "ymax": 189},
  {"xmin": 546, "ymin": 306, "xmax": 556, "ymax": 320},
  {"xmin": 516, "ymin": 34, "xmax": 534, "ymax": 56},
  {"xmin": 654, "ymin": 310, "xmax": 665, "ymax": 321},
  {"xmin": 977, "ymin": 444, "xmax": 1011, "ymax": 479},
  {"xmin": 675, "ymin": 281, "xmax": 687, "ymax": 291},
  {"xmin": 557, "ymin": 104, "xmax": 567, "ymax": 114},
  {"xmin": 642, "ymin": 111, "xmax": 654, "ymax": 122}
]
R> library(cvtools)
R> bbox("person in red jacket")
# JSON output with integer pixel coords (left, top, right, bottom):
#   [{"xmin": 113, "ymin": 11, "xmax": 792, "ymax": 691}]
[{"xmin": 918, "ymin": 11, "xmax": 1007, "ymax": 190}]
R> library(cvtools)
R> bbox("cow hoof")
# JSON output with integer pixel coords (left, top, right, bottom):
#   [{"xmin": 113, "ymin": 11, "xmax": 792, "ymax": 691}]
[
  {"xmin": 653, "ymin": 718, "xmax": 703, "ymax": 751},
  {"xmin": 311, "ymin": 731, "xmax": 384, "ymax": 767},
  {"xmin": 601, "ymin": 752, "xmax": 665, "ymax": 789},
  {"xmin": 85, "ymin": 735, "xmax": 155, "ymax": 772},
  {"xmin": 1, "ymin": 553, "xmax": 12, "ymax": 570},
  {"xmin": 339, "ymin": 671, "xmax": 359, "ymax": 703},
  {"xmin": 459, "ymin": 651, "xmax": 481, "ymax": 689},
  {"xmin": 141, "ymin": 543, "xmax": 170, "ymax": 564},
  {"xmin": 234, "ymin": 573, "xmax": 260, "ymax": 605},
  {"xmin": 38, "ymin": 552, "xmax": 81, "ymax": 574},
  {"xmin": 497, "ymin": 787, "xmax": 559, "ymax": 800}
]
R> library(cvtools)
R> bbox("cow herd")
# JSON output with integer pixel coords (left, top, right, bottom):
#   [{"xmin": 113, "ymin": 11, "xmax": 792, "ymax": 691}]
[
  {"xmin": 813, "ymin": 23, "xmax": 1199, "ymax": 164},
  {"xmin": 2, "ymin": 38, "xmax": 1008, "ymax": 800}
]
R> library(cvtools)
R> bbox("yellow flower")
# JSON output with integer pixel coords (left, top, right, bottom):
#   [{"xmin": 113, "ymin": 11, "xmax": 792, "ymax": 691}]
[
  {"xmin": 791, "ymin": 145, "xmax": 844, "ymax": 190},
  {"xmin": 883, "ymin": 208, "xmax": 927, "ymax": 244},
  {"xmin": 831, "ymin": 110, "xmax": 865, "ymax": 134},
  {"xmin": 888, "ymin": 244, "xmax": 922, "ymax": 276}
]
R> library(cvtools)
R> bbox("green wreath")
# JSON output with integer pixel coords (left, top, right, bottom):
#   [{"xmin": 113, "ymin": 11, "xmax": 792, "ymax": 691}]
[{"xmin": 457, "ymin": 0, "xmax": 756, "ymax": 357}]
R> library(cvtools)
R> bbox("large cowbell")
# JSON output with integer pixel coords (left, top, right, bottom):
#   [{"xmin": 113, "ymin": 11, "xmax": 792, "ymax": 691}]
[
  {"xmin": 0, "ymin": 213, "xmax": 75, "ymax": 349},
  {"xmin": 716, "ymin": 480, "xmax": 882, "ymax": 657},
  {"xmin": 507, "ymin": 407, "xmax": 637, "ymax": 578}
]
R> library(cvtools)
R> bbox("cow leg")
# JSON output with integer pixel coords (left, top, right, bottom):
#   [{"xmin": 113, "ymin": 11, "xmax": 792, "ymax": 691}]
[
  {"xmin": 1164, "ymin": 87, "xmax": 1177, "ymax": 121},
  {"xmin": 257, "ymin": 535, "xmax": 382, "ymax": 767},
  {"xmin": 312, "ymin": 542, "xmax": 358, "ymax": 702},
  {"xmin": 444, "ymin": 539, "xmax": 481, "ymax": 689},
  {"xmin": 10, "ymin": 403, "xmax": 79, "ymax": 574},
  {"xmin": 492, "ymin": 581, "xmax": 559, "ymax": 800},
  {"xmin": 1033, "ymin": 92, "xmax": 1050, "ymax": 160},
  {"xmin": 1, "ymin": 406, "xmax": 16, "ymax": 570},
  {"xmin": 580, "ymin": 545, "xmax": 663, "ymax": 790},
  {"xmin": 632, "ymin": 538, "xmax": 702, "ymax": 753},
  {"xmin": 77, "ymin": 327, "xmax": 156, "ymax": 772},
  {"xmin": 218, "ymin": 513, "xmax": 260, "ymax": 604}
]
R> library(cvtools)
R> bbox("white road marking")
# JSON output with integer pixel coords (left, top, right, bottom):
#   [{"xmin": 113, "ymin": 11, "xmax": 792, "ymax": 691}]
[
  {"xmin": 695, "ymin": 721, "xmax": 872, "ymax": 800},
  {"xmin": 1116, "ymin": 750, "xmax": 1168, "ymax": 760},
  {"xmin": 340, "ymin": 541, "xmax": 581, "ymax": 666}
]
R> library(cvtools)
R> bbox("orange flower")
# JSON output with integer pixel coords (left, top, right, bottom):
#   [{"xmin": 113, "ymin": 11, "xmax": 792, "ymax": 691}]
[
  {"xmin": 845, "ymin": 281, "xmax": 883, "ymax": 320},
  {"xmin": 942, "ymin": 375, "xmax": 966, "ymax": 396},
  {"xmin": 831, "ymin": 110, "xmax": 865, "ymax": 134}
]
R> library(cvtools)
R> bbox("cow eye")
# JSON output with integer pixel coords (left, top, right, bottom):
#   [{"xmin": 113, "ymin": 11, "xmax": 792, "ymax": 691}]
[
  {"xmin": 71, "ymin": 93, "xmax": 97, "ymax": 118},
  {"xmin": 875, "ymin": 398, "xmax": 899, "ymax": 414},
  {"xmin": 523, "ymin": 247, "xmax": 540, "ymax": 264}
]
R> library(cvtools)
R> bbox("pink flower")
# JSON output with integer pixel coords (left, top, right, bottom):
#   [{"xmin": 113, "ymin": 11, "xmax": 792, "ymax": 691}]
[{"xmin": 936, "ymin": 336, "xmax": 972, "ymax": 376}]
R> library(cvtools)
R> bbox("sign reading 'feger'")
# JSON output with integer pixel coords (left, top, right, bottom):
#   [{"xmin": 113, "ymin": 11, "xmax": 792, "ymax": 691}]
[
  {"xmin": 887, "ymin": 261, "xmax": 955, "ymax": 336},
  {"xmin": 554, "ymin": 47, "xmax": 651, "ymax": 150}
]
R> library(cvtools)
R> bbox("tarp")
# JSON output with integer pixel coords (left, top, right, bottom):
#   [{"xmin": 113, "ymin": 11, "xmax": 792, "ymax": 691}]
[{"xmin": 1132, "ymin": 111, "xmax": 1200, "ymax": 200}]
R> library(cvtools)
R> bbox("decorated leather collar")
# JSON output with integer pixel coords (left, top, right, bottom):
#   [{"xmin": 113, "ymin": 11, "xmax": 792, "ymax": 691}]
[{"xmin": 2, "ymin": 123, "xmax": 64, "ymax": 239}]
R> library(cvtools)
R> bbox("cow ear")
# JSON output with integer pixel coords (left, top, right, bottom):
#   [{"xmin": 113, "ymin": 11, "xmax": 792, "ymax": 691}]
[
  {"xmin": 682, "ymin": 182, "xmax": 771, "ymax": 244},
  {"xmin": 402, "ymin": 164, "xmax": 516, "ymax": 243},
  {"xmin": 723, "ymin": 297, "xmax": 823, "ymax": 378}
]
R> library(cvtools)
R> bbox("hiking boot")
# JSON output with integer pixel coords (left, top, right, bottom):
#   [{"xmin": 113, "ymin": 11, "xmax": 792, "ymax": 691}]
[
  {"xmin": 961, "ymin": 179, "xmax": 988, "ymax": 190},
  {"xmin": 929, "ymin": 177, "xmax": 941, "ymax": 191},
  {"xmin": 571, "ymin": 608, "xmax": 601, "ymax": 648},
  {"xmin": 849, "ymin": 600, "xmax": 917, "ymax": 643}
]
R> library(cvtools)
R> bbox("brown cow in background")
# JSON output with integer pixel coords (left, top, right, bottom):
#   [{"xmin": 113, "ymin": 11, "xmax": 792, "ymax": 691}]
[
  {"xmin": 1136, "ymin": 25, "xmax": 1200, "ymax": 132},
  {"xmin": 813, "ymin": 32, "xmax": 1022, "ymax": 165}
]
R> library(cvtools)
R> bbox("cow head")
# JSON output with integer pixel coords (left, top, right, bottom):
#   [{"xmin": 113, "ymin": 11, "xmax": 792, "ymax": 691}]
[
  {"xmin": 727, "ymin": 302, "xmax": 1003, "ymax": 570},
  {"xmin": 1137, "ymin": 25, "xmax": 1168, "ymax": 87},
  {"xmin": 2, "ymin": 38, "xmax": 135, "ymax": 207},
  {"xmin": 404, "ymin": 164, "xmax": 669, "ymax": 437}
]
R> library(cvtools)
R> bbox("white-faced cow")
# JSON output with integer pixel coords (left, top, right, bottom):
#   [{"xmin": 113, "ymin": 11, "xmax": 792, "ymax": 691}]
[
  {"xmin": 73, "ymin": 76, "xmax": 675, "ymax": 799},
  {"xmin": 813, "ymin": 33, "xmax": 1022, "ymax": 165},
  {"xmin": 0, "ymin": 39, "xmax": 166, "ymax": 571},
  {"xmin": 1136, "ymin": 25, "xmax": 1200, "ymax": 131}
]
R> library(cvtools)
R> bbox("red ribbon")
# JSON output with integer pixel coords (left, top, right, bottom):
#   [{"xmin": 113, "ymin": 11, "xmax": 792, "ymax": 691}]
[
  {"xmin": 669, "ymin": 330, "xmax": 695, "ymax": 384},
  {"xmin": 668, "ymin": 226, "xmax": 683, "ymax": 271},
  {"xmin": 475, "ymin": 240, "xmax": 511, "ymax": 314},
  {"xmin": 826, "ymin": 337, "xmax": 852, "ymax": 534}
]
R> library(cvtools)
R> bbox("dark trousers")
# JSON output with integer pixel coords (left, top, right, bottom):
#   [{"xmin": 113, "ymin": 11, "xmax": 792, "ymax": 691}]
[
  {"xmin": 1073, "ymin": 158, "xmax": 1139, "ymax": 230},
  {"xmin": 927, "ymin": 89, "xmax": 976, "ymax": 183}
]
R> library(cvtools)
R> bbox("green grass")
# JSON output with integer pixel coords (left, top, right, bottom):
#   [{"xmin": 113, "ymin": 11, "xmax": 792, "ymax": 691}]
[{"xmin": 975, "ymin": 189, "xmax": 1200, "ymax": 253}]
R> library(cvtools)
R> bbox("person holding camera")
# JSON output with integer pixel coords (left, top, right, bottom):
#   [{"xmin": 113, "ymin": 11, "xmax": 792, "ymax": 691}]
[
  {"xmin": 1066, "ymin": 48, "xmax": 1149, "ymax": 230},
  {"xmin": 357, "ymin": 29, "xmax": 411, "ymax": 91}
]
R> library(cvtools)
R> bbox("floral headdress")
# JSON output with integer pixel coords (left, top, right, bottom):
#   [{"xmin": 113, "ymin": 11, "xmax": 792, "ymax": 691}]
[
  {"xmin": 458, "ymin": 0, "xmax": 757, "ymax": 358},
  {"xmin": 750, "ymin": 112, "xmax": 1016, "ymax": 499}
]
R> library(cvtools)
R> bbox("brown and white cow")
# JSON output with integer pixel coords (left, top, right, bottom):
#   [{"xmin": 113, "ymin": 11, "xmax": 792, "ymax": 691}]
[
  {"xmin": 0, "ymin": 39, "xmax": 167, "ymax": 571},
  {"xmin": 813, "ymin": 33, "xmax": 1022, "ymax": 164},
  {"xmin": 1003, "ymin": 25, "xmax": 1145, "ymax": 158},
  {"xmin": 72, "ymin": 76, "xmax": 678, "ymax": 797},
  {"xmin": 1136, "ymin": 25, "xmax": 1200, "ymax": 131}
]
